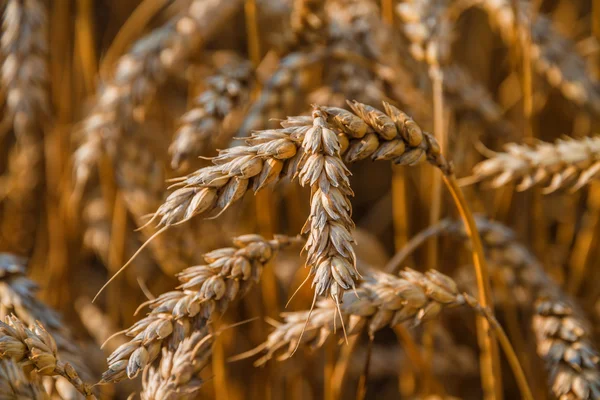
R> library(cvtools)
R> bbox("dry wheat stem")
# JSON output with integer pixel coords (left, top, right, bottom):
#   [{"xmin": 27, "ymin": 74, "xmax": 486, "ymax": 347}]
[
  {"xmin": 100, "ymin": 235, "xmax": 298, "ymax": 384},
  {"xmin": 466, "ymin": 136, "xmax": 600, "ymax": 193},
  {"xmin": 0, "ymin": 358, "xmax": 48, "ymax": 400},
  {"xmin": 169, "ymin": 53, "xmax": 254, "ymax": 170},
  {"xmin": 0, "ymin": 315, "xmax": 96, "ymax": 399}
]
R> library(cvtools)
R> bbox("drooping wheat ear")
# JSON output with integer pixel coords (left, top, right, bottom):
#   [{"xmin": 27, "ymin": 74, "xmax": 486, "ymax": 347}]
[
  {"xmin": 153, "ymin": 100, "xmax": 448, "ymax": 227},
  {"xmin": 238, "ymin": 50, "xmax": 327, "ymax": 137},
  {"xmin": 169, "ymin": 52, "xmax": 254, "ymax": 170},
  {"xmin": 101, "ymin": 235, "xmax": 298, "ymax": 384},
  {"xmin": 73, "ymin": 0, "xmax": 243, "ymax": 192},
  {"xmin": 467, "ymin": 135, "xmax": 600, "ymax": 193},
  {"xmin": 299, "ymin": 107, "xmax": 357, "ymax": 300},
  {"xmin": 0, "ymin": 0, "xmax": 49, "ymax": 256},
  {"xmin": 0, "ymin": 253, "xmax": 94, "ymax": 398},
  {"xmin": 0, "ymin": 358, "xmax": 48, "ymax": 400},
  {"xmin": 396, "ymin": 0, "xmax": 454, "ymax": 66},
  {"xmin": 253, "ymin": 268, "xmax": 465, "ymax": 365},
  {"xmin": 0, "ymin": 315, "xmax": 96, "ymax": 399},
  {"xmin": 459, "ymin": 0, "xmax": 600, "ymax": 115},
  {"xmin": 533, "ymin": 299, "xmax": 600, "ymax": 400},
  {"xmin": 140, "ymin": 321, "xmax": 212, "ymax": 400}
]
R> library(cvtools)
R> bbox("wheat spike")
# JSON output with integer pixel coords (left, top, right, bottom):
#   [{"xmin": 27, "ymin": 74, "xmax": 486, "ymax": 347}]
[
  {"xmin": 252, "ymin": 268, "xmax": 465, "ymax": 365},
  {"xmin": 457, "ymin": 0, "xmax": 600, "ymax": 115},
  {"xmin": 0, "ymin": 315, "xmax": 96, "ymax": 399},
  {"xmin": 100, "ymin": 235, "xmax": 298, "ymax": 384},
  {"xmin": 0, "ymin": 358, "xmax": 48, "ymax": 400},
  {"xmin": 468, "ymin": 136, "xmax": 600, "ymax": 193},
  {"xmin": 299, "ymin": 107, "xmax": 358, "ymax": 300},
  {"xmin": 533, "ymin": 299, "xmax": 600, "ymax": 400},
  {"xmin": 169, "ymin": 52, "xmax": 254, "ymax": 170},
  {"xmin": 140, "ymin": 321, "xmax": 212, "ymax": 400}
]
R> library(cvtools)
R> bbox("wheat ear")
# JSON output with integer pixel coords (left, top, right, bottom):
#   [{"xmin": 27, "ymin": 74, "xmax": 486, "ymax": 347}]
[
  {"xmin": 0, "ymin": 315, "xmax": 96, "ymax": 399},
  {"xmin": 0, "ymin": 358, "xmax": 48, "ymax": 400},
  {"xmin": 466, "ymin": 136, "xmax": 600, "ymax": 193},
  {"xmin": 169, "ymin": 53, "xmax": 254, "ymax": 169},
  {"xmin": 100, "ymin": 235, "xmax": 298, "ymax": 384}
]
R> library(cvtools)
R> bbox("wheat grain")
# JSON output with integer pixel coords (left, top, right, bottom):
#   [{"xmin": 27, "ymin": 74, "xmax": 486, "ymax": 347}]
[
  {"xmin": 169, "ymin": 52, "xmax": 254, "ymax": 170},
  {"xmin": 0, "ymin": 358, "xmax": 48, "ymax": 400},
  {"xmin": 100, "ymin": 234, "xmax": 298, "ymax": 384},
  {"xmin": 468, "ymin": 136, "xmax": 600, "ymax": 193}
]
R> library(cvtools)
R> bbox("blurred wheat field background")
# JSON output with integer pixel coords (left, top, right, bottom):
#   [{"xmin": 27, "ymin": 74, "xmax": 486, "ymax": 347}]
[{"xmin": 0, "ymin": 0, "xmax": 600, "ymax": 398}]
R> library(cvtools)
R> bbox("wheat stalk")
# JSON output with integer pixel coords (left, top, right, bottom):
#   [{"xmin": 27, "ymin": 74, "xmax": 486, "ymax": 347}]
[
  {"xmin": 169, "ymin": 52, "xmax": 254, "ymax": 170},
  {"xmin": 0, "ymin": 315, "xmax": 96, "ymax": 399},
  {"xmin": 0, "ymin": 358, "xmax": 48, "ymax": 400},
  {"xmin": 466, "ymin": 136, "xmax": 600, "ymax": 193},
  {"xmin": 100, "ymin": 234, "xmax": 298, "ymax": 384}
]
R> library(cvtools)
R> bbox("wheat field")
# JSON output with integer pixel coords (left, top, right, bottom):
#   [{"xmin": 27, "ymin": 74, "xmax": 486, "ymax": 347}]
[{"xmin": 0, "ymin": 0, "xmax": 599, "ymax": 399}]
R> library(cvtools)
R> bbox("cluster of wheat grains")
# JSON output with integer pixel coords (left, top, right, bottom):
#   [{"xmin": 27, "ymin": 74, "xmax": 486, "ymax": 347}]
[{"xmin": 0, "ymin": 358, "xmax": 48, "ymax": 399}]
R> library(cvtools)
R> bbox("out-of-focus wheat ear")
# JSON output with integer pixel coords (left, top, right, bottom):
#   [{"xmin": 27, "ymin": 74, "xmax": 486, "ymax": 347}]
[
  {"xmin": 463, "ymin": 0, "xmax": 600, "ymax": 116},
  {"xmin": 466, "ymin": 136, "xmax": 600, "ymax": 193},
  {"xmin": 100, "ymin": 235, "xmax": 299, "ymax": 384},
  {"xmin": 169, "ymin": 52, "xmax": 254, "ymax": 170},
  {"xmin": 0, "ymin": 358, "xmax": 49, "ymax": 399},
  {"xmin": 73, "ymin": 0, "xmax": 243, "ymax": 194},
  {"xmin": 238, "ymin": 50, "xmax": 326, "ymax": 139},
  {"xmin": 533, "ymin": 299, "xmax": 600, "ymax": 400},
  {"xmin": 0, "ymin": 315, "xmax": 97, "ymax": 399},
  {"xmin": 0, "ymin": 253, "xmax": 95, "ymax": 393},
  {"xmin": 0, "ymin": 0, "xmax": 49, "ymax": 256}
]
